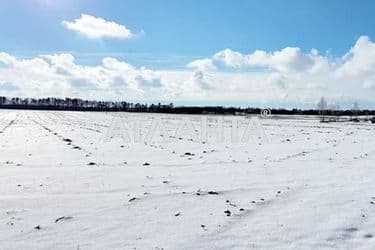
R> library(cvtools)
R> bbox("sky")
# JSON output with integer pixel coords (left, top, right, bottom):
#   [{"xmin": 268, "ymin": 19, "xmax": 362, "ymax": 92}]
[{"xmin": 0, "ymin": 0, "xmax": 375, "ymax": 108}]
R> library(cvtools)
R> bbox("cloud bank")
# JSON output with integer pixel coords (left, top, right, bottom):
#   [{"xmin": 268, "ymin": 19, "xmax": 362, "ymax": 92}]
[{"xmin": 1, "ymin": 36, "xmax": 375, "ymax": 107}]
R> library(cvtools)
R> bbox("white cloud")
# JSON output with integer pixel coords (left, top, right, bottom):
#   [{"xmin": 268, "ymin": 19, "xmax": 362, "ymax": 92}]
[
  {"xmin": 0, "ymin": 52, "xmax": 163, "ymax": 100},
  {"xmin": 180, "ymin": 36, "xmax": 375, "ymax": 106},
  {"xmin": 336, "ymin": 36, "xmax": 375, "ymax": 78},
  {"xmin": 62, "ymin": 14, "xmax": 133, "ymax": 39},
  {"xmin": 186, "ymin": 58, "xmax": 216, "ymax": 91},
  {"xmin": 187, "ymin": 58, "xmax": 216, "ymax": 71},
  {"xmin": 212, "ymin": 47, "xmax": 329, "ymax": 74},
  {"xmin": 0, "ymin": 52, "xmax": 17, "ymax": 65}
]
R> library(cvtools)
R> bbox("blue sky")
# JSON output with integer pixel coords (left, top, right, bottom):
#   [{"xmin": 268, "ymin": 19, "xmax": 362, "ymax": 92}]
[
  {"xmin": 1, "ymin": 0, "xmax": 374, "ymax": 64},
  {"xmin": 0, "ymin": 0, "xmax": 375, "ymax": 108}
]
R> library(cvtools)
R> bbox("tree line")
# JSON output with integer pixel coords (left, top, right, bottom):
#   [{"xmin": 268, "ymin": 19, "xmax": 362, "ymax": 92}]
[{"xmin": 0, "ymin": 96, "xmax": 375, "ymax": 118}]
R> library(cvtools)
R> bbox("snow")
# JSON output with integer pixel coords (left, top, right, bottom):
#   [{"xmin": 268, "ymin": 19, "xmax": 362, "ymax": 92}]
[{"xmin": 1, "ymin": 110, "xmax": 375, "ymax": 249}]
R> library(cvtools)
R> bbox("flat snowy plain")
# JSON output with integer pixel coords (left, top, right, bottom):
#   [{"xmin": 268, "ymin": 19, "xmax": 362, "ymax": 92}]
[{"xmin": 1, "ymin": 110, "xmax": 375, "ymax": 250}]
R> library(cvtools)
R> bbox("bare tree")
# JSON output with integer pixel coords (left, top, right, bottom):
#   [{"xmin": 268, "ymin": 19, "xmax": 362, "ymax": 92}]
[
  {"xmin": 317, "ymin": 96, "xmax": 328, "ymax": 122},
  {"xmin": 352, "ymin": 100, "xmax": 360, "ymax": 121}
]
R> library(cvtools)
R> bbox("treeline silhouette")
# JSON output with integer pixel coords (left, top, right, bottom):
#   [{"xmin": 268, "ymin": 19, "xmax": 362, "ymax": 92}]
[{"xmin": 1, "ymin": 96, "xmax": 375, "ymax": 117}]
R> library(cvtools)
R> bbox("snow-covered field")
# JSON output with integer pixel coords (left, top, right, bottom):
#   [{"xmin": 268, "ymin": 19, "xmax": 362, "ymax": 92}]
[{"xmin": 1, "ymin": 110, "xmax": 375, "ymax": 249}]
